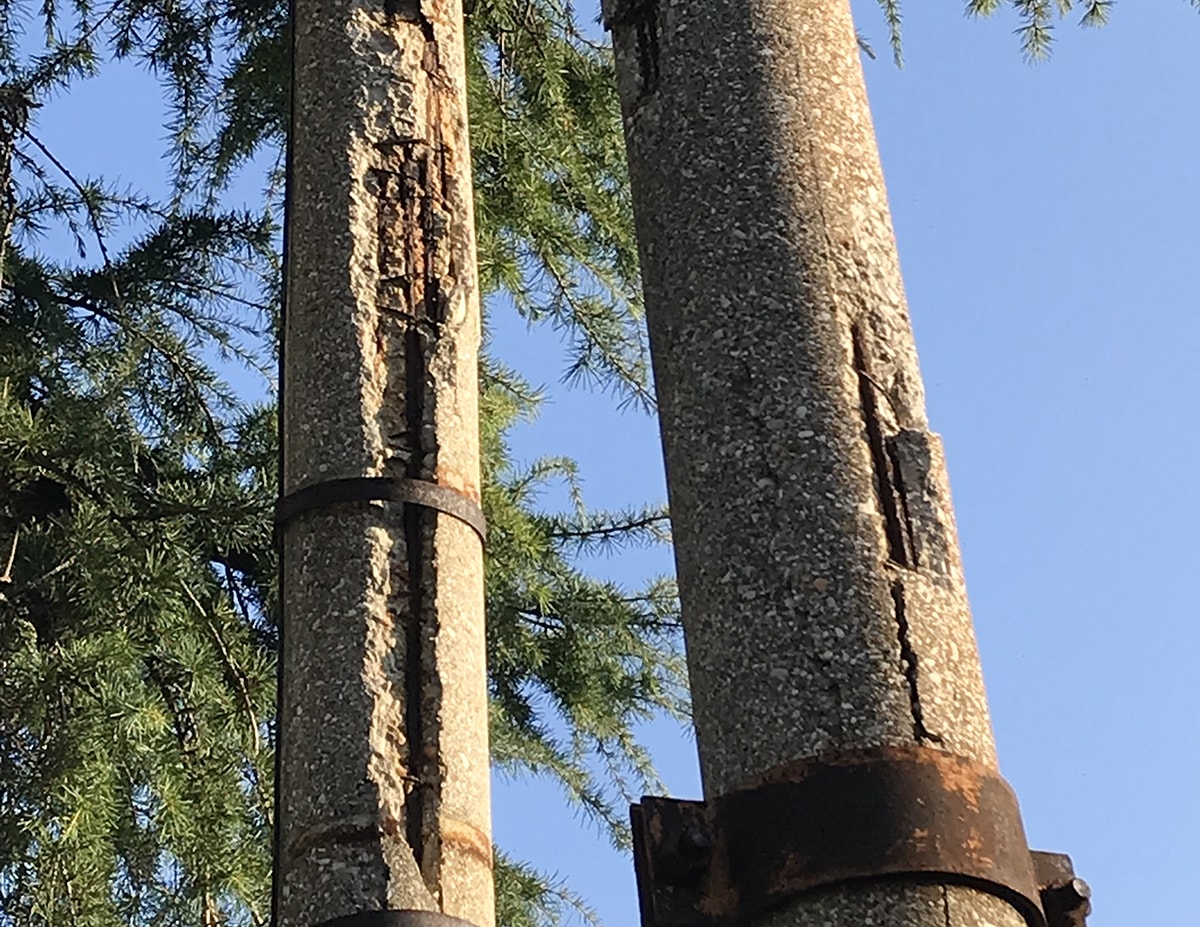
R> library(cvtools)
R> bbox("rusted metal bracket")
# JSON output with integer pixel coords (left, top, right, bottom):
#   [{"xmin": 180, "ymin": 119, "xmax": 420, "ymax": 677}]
[
  {"xmin": 631, "ymin": 745, "xmax": 1089, "ymax": 927},
  {"xmin": 275, "ymin": 475, "xmax": 487, "ymax": 543},
  {"xmin": 1032, "ymin": 851, "xmax": 1093, "ymax": 927}
]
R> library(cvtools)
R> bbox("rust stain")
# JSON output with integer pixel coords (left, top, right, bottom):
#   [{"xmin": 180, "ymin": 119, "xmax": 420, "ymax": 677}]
[
  {"xmin": 440, "ymin": 816, "xmax": 494, "ymax": 869},
  {"xmin": 435, "ymin": 462, "xmax": 481, "ymax": 501},
  {"xmin": 775, "ymin": 849, "xmax": 814, "ymax": 885},
  {"xmin": 647, "ymin": 807, "xmax": 665, "ymax": 844},
  {"xmin": 695, "ymin": 834, "xmax": 738, "ymax": 919},
  {"xmin": 927, "ymin": 748, "xmax": 984, "ymax": 810}
]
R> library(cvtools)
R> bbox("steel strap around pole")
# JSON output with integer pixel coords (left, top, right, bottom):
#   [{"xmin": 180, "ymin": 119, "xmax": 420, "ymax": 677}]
[{"xmin": 275, "ymin": 476, "xmax": 487, "ymax": 543}]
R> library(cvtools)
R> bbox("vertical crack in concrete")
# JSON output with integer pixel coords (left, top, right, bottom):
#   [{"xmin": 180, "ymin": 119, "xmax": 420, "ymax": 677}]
[
  {"xmin": 940, "ymin": 885, "xmax": 952, "ymax": 927},
  {"xmin": 606, "ymin": 0, "xmax": 660, "ymax": 95},
  {"xmin": 403, "ymin": 324, "xmax": 441, "ymax": 896},
  {"xmin": 384, "ymin": 0, "xmax": 436, "ymax": 41},
  {"xmin": 851, "ymin": 321, "xmax": 911, "ymax": 567},
  {"xmin": 855, "ymin": 321, "xmax": 944, "ymax": 745},
  {"xmin": 635, "ymin": 0, "xmax": 661, "ymax": 92},
  {"xmin": 891, "ymin": 580, "xmax": 944, "ymax": 746},
  {"xmin": 374, "ymin": 120, "xmax": 449, "ymax": 900}
]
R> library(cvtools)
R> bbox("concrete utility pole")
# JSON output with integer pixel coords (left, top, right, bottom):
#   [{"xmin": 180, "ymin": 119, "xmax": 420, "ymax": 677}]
[
  {"xmin": 275, "ymin": 0, "xmax": 493, "ymax": 926},
  {"xmin": 604, "ymin": 1, "xmax": 1086, "ymax": 927}
]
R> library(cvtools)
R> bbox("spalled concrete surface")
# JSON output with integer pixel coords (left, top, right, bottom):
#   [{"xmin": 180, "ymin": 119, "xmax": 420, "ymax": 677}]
[
  {"xmin": 604, "ymin": 0, "xmax": 1025, "ymax": 923},
  {"xmin": 279, "ymin": 0, "xmax": 492, "ymax": 924}
]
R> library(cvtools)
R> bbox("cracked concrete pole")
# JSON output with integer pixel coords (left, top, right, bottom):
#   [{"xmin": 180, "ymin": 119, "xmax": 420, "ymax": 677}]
[
  {"xmin": 605, "ymin": 0, "xmax": 1030, "ymax": 925},
  {"xmin": 276, "ymin": 0, "xmax": 493, "ymax": 925}
]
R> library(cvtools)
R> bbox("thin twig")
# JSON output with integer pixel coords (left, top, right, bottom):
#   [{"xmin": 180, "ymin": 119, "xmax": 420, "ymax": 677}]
[
  {"xmin": 19, "ymin": 126, "xmax": 126, "ymax": 311},
  {"xmin": 182, "ymin": 582, "xmax": 264, "ymax": 757},
  {"xmin": 539, "ymin": 256, "xmax": 656, "ymax": 409},
  {"xmin": 149, "ymin": 275, "xmax": 271, "ymax": 312},
  {"xmin": 0, "ymin": 528, "xmax": 19, "ymax": 583},
  {"xmin": 20, "ymin": 0, "xmax": 129, "ymax": 92},
  {"xmin": 549, "ymin": 511, "xmax": 670, "ymax": 542},
  {"xmin": 49, "ymin": 289, "xmax": 225, "ymax": 440},
  {"xmin": 32, "ymin": 553, "xmax": 78, "ymax": 587}
]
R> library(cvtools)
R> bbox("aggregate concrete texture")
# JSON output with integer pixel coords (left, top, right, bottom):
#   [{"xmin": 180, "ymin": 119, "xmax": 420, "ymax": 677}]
[
  {"xmin": 279, "ymin": 0, "xmax": 492, "ymax": 924},
  {"xmin": 603, "ymin": 0, "xmax": 1025, "ymax": 924}
]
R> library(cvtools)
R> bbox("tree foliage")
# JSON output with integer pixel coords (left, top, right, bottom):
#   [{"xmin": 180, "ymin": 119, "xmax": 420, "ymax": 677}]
[
  {"xmin": 872, "ymin": 0, "xmax": 1197, "ymax": 63},
  {"xmin": 0, "ymin": 1, "xmax": 680, "ymax": 925}
]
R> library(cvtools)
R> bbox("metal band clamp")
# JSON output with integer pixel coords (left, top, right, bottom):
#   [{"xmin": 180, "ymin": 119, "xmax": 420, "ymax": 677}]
[
  {"xmin": 275, "ymin": 476, "xmax": 487, "ymax": 543},
  {"xmin": 631, "ymin": 745, "xmax": 1089, "ymax": 927}
]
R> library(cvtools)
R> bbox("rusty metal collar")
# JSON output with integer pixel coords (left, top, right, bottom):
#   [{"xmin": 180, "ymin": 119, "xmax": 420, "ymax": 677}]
[{"xmin": 631, "ymin": 745, "xmax": 1081, "ymax": 927}]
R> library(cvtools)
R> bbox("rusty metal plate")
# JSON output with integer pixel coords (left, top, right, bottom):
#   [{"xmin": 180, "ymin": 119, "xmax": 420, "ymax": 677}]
[
  {"xmin": 632, "ymin": 795, "xmax": 712, "ymax": 927},
  {"xmin": 632, "ymin": 745, "xmax": 1048, "ymax": 927},
  {"xmin": 1032, "ymin": 851, "xmax": 1092, "ymax": 927}
]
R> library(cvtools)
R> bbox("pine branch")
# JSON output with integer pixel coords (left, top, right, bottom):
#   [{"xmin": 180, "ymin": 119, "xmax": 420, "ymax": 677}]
[
  {"xmin": 544, "ymin": 507, "xmax": 671, "ymax": 566},
  {"xmin": 19, "ymin": 126, "xmax": 126, "ymax": 309}
]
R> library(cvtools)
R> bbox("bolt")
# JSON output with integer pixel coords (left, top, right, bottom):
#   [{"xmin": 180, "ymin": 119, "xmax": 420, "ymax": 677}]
[{"xmin": 1041, "ymin": 877, "xmax": 1092, "ymax": 927}]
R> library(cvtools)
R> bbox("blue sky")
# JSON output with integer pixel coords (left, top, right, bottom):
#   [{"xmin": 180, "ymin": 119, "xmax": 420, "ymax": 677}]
[{"xmin": 19, "ymin": 2, "xmax": 1200, "ymax": 926}]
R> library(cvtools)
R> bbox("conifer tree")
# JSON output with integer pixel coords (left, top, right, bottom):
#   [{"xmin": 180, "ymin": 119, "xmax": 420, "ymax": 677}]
[{"xmin": 0, "ymin": 2, "xmax": 678, "ymax": 924}]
